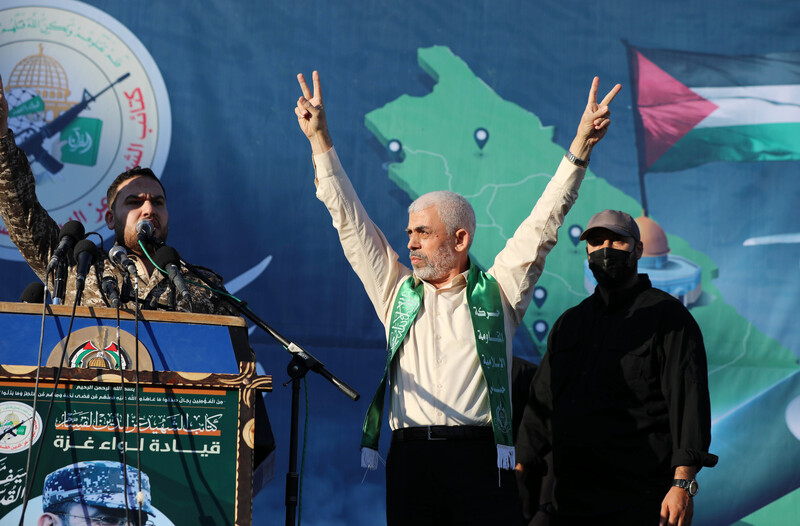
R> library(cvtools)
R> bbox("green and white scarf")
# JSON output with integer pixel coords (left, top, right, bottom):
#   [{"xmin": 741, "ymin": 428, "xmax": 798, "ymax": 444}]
[{"xmin": 360, "ymin": 262, "xmax": 514, "ymax": 470}]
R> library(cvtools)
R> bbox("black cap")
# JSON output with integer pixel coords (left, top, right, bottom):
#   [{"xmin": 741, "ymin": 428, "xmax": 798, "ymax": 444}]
[{"xmin": 579, "ymin": 210, "xmax": 640, "ymax": 243}]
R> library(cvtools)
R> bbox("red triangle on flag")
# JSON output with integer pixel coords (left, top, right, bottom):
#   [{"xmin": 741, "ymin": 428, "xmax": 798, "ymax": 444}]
[{"xmin": 634, "ymin": 50, "xmax": 718, "ymax": 170}]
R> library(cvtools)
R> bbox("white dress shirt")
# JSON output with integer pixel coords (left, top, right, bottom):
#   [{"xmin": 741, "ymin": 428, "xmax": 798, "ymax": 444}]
[{"xmin": 314, "ymin": 148, "xmax": 585, "ymax": 430}]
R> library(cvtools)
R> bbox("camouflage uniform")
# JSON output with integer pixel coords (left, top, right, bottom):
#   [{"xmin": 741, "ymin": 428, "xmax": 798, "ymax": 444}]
[{"xmin": 0, "ymin": 131, "xmax": 235, "ymax": 315}]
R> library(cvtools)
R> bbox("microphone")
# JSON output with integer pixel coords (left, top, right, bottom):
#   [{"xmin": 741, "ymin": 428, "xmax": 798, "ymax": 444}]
[
  {"xmin": 109, "ymin": 245, "xmax": 138, "ymax": 278},
  {"xmin": 20, "ymin": 282, "xmax": 45, "ymax": 303},
  {"xmin": 73, "ymin": 239, "xmax": 100, "ymax": 304},
  {"xmin": 153, "ymin": 245, "xmax": 191, "ymax": 304},
  {"xmin": 101, "ymin": 275, "xmax": 121, "ymax": 308},
  {"xmin": 52, "ymin": 260, "xmax": 68, "ymax": 305},
  {"xmin": 46, "ymin": 221, "xmax": 85, "ymax": 274},
  {"xmin": 136, "ymin": 219, "xmax": 163, "ymax": 248}
]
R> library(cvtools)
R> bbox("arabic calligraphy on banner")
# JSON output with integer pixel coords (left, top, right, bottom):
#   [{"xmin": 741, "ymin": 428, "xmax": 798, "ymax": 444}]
[{"xmin": 0, "ymin": 381, "xmax": 237, "ymax": 523}]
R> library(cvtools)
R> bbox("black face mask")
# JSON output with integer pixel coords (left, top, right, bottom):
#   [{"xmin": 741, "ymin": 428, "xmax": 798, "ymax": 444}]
[{"xmin": 588, "ymin": 247, "xmax": 637, "ymax": 288}]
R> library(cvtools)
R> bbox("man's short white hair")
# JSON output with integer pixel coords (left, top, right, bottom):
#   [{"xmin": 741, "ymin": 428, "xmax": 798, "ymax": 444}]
[{"xmin": 408, "ymin": 191, "xmax": 476, "ymax": 248}]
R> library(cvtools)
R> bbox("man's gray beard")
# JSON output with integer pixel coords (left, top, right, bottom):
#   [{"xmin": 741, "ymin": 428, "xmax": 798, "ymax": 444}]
[{"xmin": 412, "ymin": 244, "xmax": 458, "ymax": 282}]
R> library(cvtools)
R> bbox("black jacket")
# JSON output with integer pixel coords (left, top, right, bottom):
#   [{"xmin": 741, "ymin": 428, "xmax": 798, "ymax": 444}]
[{"xmin": 517, "ymin": 275, "xmax": 717, "ymax": 515}]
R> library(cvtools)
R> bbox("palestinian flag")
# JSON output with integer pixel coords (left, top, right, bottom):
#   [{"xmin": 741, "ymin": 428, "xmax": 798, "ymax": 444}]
[{"xmin": 626, "ymin": 44, "xmax": 800, "ymax": 173}]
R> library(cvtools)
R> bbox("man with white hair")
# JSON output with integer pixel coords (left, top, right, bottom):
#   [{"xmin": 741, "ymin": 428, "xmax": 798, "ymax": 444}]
[{"xmin": 294, "ymin": 70, "xmax": 621, "ymax": 525}]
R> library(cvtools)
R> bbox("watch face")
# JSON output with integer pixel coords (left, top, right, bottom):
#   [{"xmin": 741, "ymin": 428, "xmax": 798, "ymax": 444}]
[{"xmin": 688, "ymin": 479, "xmax": 699, "ymax": 496}]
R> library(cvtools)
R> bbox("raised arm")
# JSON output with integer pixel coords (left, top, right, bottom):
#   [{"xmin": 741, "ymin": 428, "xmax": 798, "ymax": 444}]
[
  {"xmin": 0, "ymin": 73, "xmax": 61, "ymax": 281},
  {"xmin": 490, "ymin": 77, "xmax": 622, "ymax": 322},
  {"xmin": 294, "ymin": 70, "xmax": 409, "ymax": 323},
  {"xmin": 295, "ymin": 71, "xmax": 333, "ymax": 155}
]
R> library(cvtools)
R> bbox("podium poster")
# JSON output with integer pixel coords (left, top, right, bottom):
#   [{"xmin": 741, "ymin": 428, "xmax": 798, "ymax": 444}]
[{"xmin": 0, "ymin": 379, "xmax": 240, "ymax": 526}]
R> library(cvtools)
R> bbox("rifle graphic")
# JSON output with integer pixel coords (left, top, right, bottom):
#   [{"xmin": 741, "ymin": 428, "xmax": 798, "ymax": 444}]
[
  {"xmin": 0, "ymin": 417, "xmax": 31, "ymax": 441},
  {"xmin": 16, "ymin": 72, "xmax": 131, "ymax": 175}
]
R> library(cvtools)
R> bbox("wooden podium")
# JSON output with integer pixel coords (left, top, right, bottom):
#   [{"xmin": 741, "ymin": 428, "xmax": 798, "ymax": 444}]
[{"xmin": 0, "ymin": 302, "xmax": 271, "ymax": 526}]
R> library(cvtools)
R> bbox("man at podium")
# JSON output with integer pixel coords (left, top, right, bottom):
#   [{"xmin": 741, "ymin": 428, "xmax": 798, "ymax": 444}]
[
  {"xmin": 0, "ymin": 74, "xmax": 275, "ymax": 524},
  {"xmin": 0, "ymin": 73, "xmax": 231, "ymax": 314}
]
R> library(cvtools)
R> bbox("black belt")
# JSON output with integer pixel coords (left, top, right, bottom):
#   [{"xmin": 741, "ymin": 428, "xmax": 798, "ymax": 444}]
[{"xmin": 391, "ymin": 425, "xmax": 493, "ymax": 443}]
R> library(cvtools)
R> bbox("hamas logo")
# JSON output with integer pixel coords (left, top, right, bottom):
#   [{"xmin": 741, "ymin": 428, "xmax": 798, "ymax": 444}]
[
  {"xmin": 47, "ymin": 326, "xmax": 153, "ymax": 371},
  {"xmin": 0, "ymin": 0, "xmax": 171, "ymax": 261},
  {"xmin": 69, "ymin": 340, "xmax": 130, "ymax": 370},
  {"xmin": 0, "ymin": 401, "xmax": 43, "ymax": 454}
]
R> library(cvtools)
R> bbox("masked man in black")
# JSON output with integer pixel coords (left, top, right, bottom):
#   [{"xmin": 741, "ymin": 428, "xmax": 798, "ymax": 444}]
[{"xmin": 516, "ymin": 209, "xmax": 717, "ymax": 526}]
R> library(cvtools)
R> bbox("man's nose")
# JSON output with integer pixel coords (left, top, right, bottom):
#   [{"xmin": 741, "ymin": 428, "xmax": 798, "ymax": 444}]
[
  {"xmin": 140, "ymin": 199, "xmax": 154, "ymax": 215},
  {"xmin": 407, "ymin": 235, "xmax": 419, "ymax": 250}
]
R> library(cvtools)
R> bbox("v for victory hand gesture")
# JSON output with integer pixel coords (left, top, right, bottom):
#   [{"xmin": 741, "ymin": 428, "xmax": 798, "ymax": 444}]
[
  {"xmin": 569, "ymin": 77, "xmax": 622, "ymax": 161},
  {"xmin": 295, "ymin": 70, "xmax": 333, "ymax": 155}
]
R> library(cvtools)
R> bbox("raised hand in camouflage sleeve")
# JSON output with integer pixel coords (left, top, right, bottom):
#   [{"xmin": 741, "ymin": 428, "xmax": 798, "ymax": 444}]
[{"xmin": 0, "ymin": 70, "xmax": 234, "ymax": 315}]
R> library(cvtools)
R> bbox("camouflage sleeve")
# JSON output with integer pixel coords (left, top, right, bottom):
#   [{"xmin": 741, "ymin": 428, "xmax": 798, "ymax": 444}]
[
  {"xmin": 0, "ymin": 130, "xmax": 60, "ymax": 282},
  {"xmin": 184, "ymin": 265, "xmax": 239, "ymax": 316}
]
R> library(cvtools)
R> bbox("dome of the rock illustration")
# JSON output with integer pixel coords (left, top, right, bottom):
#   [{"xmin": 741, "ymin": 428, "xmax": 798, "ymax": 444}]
[
  {"xmin": 8, "ymin": 44, "xmax": 75, "ymax": 120},
  {"xmin": 636, "ymin": 215, "xmax": 670, "ymax": 257}
]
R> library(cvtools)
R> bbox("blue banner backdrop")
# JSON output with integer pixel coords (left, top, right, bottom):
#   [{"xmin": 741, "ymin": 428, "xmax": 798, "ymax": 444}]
[{"xmin": 1, "ymin": 1, "xmax": 799, "ymax": 524}]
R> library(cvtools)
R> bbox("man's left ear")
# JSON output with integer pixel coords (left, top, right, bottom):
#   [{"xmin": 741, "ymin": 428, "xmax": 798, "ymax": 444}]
[
  {"xmin": 105, "ymin": 209, "xmax": 115, "ymax": 230},
  {"xmin": 454, "ymin": 229, "xmax": 470, "ymax": 253}
]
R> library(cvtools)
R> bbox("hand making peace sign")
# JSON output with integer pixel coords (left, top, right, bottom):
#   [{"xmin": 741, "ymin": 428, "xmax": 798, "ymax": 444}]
[{"xmin": 295, "ymin": 71, "xmax": 333, "ymax": 155}]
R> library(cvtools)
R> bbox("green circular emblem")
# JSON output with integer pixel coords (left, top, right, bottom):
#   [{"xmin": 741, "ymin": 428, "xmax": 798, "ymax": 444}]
[
  {"xmin": 0, "ymin": 401, "xmax": 42, "ymax": 454},
  {"xmin": 0, "ymin": 0, "xmax": 171, "ymax": 260}
]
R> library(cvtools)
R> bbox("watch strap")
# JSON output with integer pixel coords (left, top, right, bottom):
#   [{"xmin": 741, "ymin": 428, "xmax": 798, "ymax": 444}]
[
  {"xmin": 672, "ymin": 478, "xmax": 698, "ymax": 497},
  {"xmin": 565, "ymin": 150, "xmax": 588, "ymax": 167}
]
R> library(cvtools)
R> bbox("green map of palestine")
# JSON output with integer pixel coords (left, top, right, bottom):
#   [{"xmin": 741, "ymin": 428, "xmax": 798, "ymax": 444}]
[{"xmin": 364, "ymin": 45, "xmax": 799, "ymax": 425}]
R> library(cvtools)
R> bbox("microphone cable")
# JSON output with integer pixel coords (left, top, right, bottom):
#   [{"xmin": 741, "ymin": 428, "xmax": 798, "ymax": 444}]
[
  {"xmin": 111, "ymin": 275, "xmax": 135, "ymax": 526},
  {"xmin": 132, "ymin": 273, "xmax": 146, "ymax": 525},
  {"xmin": 102, "ymin": 243, "xmax": 142, "ymax": 526},
  {"xmin": 20, "ymin": 233, "xmax": 101, "ymax": 525},
  {"xmin": 178, "ymin": 252, "xmax": 316, "ymax": 526},
  {"xmin": 102, "ymin": 243, "xmax": 133, "ymax": 524},
  {"xmin": 137, "ymin": 240, "xmax": 240, "ymax": 306},
  {"xmin": 138, "ymin": 241, "xmax": 317, "ymax": 522},
  {"xmin": 17, "ymin": 277, "xmax": 51, "ymax": 526},
  {"xmin": 116, "ymin": 241, "xmax": 146, "ymax": 524},
  {"xmin": 19, "ymin": 271, "xmax": 83, "ymax": 525}
]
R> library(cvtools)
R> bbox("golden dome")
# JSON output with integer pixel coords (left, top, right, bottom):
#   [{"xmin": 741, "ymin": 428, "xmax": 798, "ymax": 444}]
[
  {"xmin": 635, "ymin": 215, "xmax": 670, "ymax": 257},
  {"xmin": 7, "ymin": 44, "xmax": 73, "ymax": 118},
  {"xmin": 84, "ymin": 351, "xmax": 112, "ymax": 369}
]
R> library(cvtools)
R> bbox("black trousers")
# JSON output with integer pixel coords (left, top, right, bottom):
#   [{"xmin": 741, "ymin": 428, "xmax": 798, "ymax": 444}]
[
  {"xmin": 552, "ymin": 502, "xmax": 662, "ymax": 526},
  {"xmin": 385, "ymin": 435, "xmax": 525, "ymax": 526}
]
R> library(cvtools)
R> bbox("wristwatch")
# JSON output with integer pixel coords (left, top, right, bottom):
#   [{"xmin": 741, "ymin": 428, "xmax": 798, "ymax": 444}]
[
  {"xmin": 565, "ymin": 150, "xmax": 588, "ymax": 167},
  {"xmin": 672, "ymin": 478, "xmax": 699, "ymax": 497}
]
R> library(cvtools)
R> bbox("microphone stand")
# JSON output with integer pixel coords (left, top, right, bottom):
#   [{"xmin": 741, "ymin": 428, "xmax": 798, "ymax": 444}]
[{"xmin": 182, "ymin": 261, "xmax": 359, "ymax": 526}]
